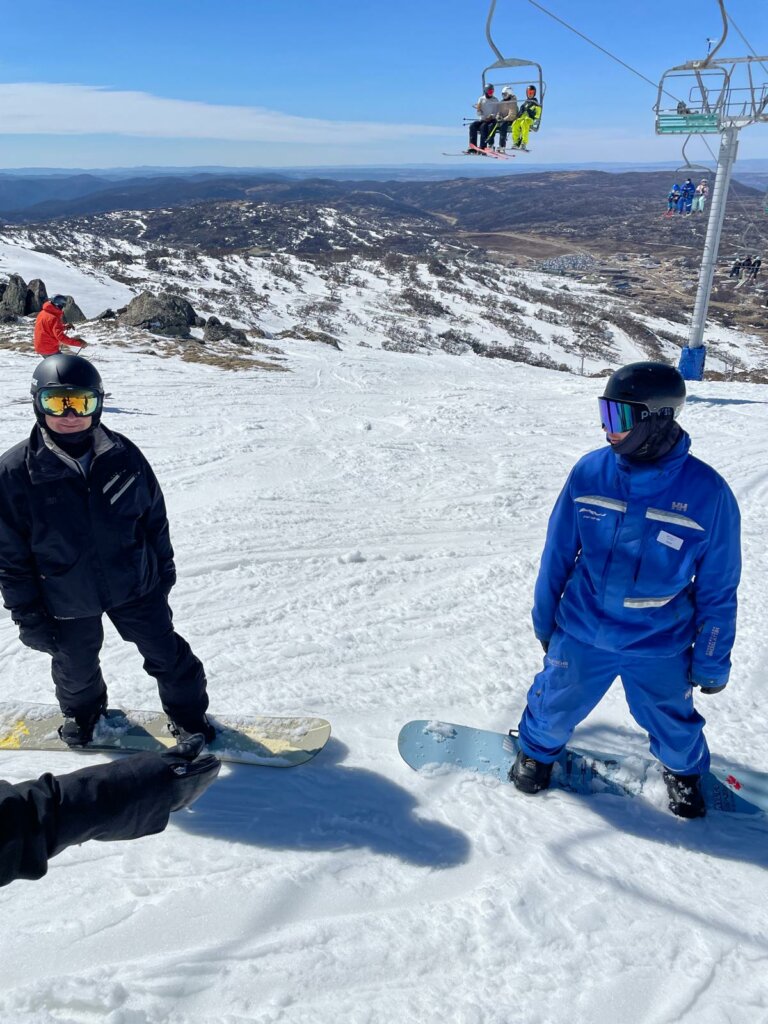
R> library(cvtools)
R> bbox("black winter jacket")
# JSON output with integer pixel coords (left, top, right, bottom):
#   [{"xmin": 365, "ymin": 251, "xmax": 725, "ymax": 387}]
[
  {"xmin": 0, "ymin": 755, "xmax": 172, "ymax": 886},
  {"xmin": 0, "ymin": 425, "xmax": 175, "ymax": 620}
]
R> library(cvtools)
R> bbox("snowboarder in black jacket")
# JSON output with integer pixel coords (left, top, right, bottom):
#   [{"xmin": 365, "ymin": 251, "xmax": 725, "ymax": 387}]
[
  {"xmin": 0, "ymin": 355, "xmax": 215, "ymax": 747},
  {"xmin": 0, "ymin": 735, "xmax": 220, "ymax": 887}
]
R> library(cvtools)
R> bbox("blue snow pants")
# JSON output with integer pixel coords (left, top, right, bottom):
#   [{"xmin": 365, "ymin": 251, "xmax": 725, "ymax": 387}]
[{"xmin": 517, "ymin": 628, "xmax": 710, "ymax": 775}]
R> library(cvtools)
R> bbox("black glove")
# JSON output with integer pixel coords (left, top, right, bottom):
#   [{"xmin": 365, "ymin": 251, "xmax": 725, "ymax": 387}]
[
  {"xmin": 17, "ymin": 612, "xmax": 59, "ymax": 655},
  {"xmin": 539, "ymin": 639, "xmax": 550, "ymax": 654},
  {"xmin": 699, "ymin": 683, "xmax": 727, "ymax": 695},
  {"xmin": 161, "ymin": 734, "xmax": 221, "ymax": 812}
]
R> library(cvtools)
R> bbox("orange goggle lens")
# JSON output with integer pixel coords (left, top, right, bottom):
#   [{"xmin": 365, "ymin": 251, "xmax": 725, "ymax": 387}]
[{"xmin": 39, "ymin": 387, "xmax": 100, "ymax": 417}]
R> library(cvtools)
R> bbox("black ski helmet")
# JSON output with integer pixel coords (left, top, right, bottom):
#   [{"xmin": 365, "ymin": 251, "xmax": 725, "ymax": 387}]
[
  {"xmin": 49, "ymin": 294, "xmax": 68, "ymax": 309},
  {"xmin": 30, "ymin": 354, "xmax": 105, "ymax": 427},
  {"xmin": 602, "ymin": 361, "xmax": 686, "ymax": 419}
]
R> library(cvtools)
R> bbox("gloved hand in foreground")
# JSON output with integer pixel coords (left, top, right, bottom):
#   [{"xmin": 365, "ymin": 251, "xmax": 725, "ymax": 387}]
[{"xmin": 161, "ymin": 734, "xmax": 221, "ymax": 811}]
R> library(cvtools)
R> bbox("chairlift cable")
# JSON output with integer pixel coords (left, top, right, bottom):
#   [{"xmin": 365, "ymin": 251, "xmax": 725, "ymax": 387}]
[
  {"xmin": 726, "ymin": 13, "xmax": 768, "ymax": 78},
  {"xmin": 523, "ymin": 0, "xmax": 667, "ymax": 95}
]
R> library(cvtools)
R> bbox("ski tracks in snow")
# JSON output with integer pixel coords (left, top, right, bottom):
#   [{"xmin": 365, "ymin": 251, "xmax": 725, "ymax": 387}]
[{"xmin": 1, "ymin": 345, "xmax": 767, "ymax": 1024}]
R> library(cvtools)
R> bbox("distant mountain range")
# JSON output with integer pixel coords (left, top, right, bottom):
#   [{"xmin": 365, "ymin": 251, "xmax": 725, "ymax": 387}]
[
  {"xmin": 0, "ymin": 169, "xmax": 763, "ymax": 267},
  {"xmin": 0, "ymin": 161, "xmax": 766, "ymax": 220}
]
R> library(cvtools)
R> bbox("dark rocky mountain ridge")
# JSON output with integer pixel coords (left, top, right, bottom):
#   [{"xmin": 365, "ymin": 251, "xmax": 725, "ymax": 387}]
[{"xmin": 1, "ymin": 170, "xmax": 763, "ymax": 264}]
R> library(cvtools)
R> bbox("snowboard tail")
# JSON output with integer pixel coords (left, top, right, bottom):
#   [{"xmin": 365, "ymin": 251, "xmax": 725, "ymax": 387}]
[
  {"xmin": 0, "ymin": 702, "xmax": 331, "ymax": 767},
  {"xmin": 397, "ymin": 720, "xmax": 764, "ymax": 815}
]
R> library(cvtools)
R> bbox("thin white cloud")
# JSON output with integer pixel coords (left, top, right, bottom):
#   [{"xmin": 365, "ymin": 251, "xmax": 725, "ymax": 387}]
[{"xmin": 0, "ymin": 83, "xmax": 452, "ymax": 143}]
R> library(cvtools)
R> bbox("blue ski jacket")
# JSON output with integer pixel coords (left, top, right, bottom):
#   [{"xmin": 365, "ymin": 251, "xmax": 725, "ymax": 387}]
[{"xmin": 532, "ymin": 433, "xmax": 740, "ymax": 688}]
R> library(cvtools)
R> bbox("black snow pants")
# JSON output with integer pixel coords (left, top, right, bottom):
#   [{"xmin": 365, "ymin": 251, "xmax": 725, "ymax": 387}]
[
  {"xmin": 469, "ymin": 118, "xmax": 494, "ymax": 149},
  {"xmin": 51, "ymin": 585, "xmax": 209, "ymax": 724}
]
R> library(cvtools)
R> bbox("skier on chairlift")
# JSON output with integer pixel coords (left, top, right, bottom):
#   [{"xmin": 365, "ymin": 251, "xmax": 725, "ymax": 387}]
[
  {"xmin": 491, "ymin": 86, "xmax": 519, "ymax": 154},
  {"xmin": 467, "ymin": 84, "xmax": 500, "ymax": 153},
  {"xmin": 678, "ymin": 178, "xmax": 696, "ymax": 215},
  {"xmin": 511, "ymin": 85, "xmax": 542, "ymax": 151},
  {"xmin": 691, "ymin": 179, "xmax": 709, "ymax": 213},
  {"xmin": 666, "ymin": 183, "xmax": 682, "ymax": 216}
]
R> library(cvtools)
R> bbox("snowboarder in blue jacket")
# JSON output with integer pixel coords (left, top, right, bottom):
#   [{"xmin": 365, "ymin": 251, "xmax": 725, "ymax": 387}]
[
  {"xmin": 511, "ymin": 362, "xmax": 741, "ymax": 818},
  {"xmin": 678, "ymin": 178, "xmax": 696, "ymax": 215}
]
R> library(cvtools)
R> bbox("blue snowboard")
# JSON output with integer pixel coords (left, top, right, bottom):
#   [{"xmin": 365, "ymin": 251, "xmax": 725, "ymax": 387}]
[{"xmin": 397, "ymin": 720, "xmax": 764, "ymax": 816}]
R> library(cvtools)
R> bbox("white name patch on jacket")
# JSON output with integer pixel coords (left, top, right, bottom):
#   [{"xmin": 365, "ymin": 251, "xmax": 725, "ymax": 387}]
[{"xmin": 657, "ymin": 530, "xmax": 684, "ymax": 551}]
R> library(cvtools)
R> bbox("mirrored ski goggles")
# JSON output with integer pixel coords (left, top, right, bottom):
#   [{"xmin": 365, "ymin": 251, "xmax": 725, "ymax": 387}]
[
  {"xmin": 38, "ymin": 387, "xmax": 100, "ymax": 417},
  {"xmin": 598, "ymin": 397, "xmax": 648, "ymax": 433}
]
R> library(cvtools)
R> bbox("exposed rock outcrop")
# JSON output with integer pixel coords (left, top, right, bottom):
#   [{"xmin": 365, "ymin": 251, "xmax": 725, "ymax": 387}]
[
  {"xmin": 25, "ymin": 279, "xmax": 48, "ymax": 314},
  {"xmin": 0, "ymin": 274, "xmax": 28, "ymax": 316},
  {"xmin": 62, "ymin": 297, "xmax": 86, "ymax": 324},
  {"xmin": 119, "ymin": 291, "xmax": 198, "ymax": 338},
  {"xmin": 202, "ymin": 315, "xmax": 249, "ymax": 346}
]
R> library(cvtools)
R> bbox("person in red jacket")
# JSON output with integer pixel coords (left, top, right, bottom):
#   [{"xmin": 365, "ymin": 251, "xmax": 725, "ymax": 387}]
[{"xmin": 34, "ymin": 295, "xmax": 87, "ymax": 355}]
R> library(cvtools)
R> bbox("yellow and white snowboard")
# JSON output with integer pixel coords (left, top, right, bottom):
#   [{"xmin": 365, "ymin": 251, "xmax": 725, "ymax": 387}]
[{"xmin": 0, "ymin": 702, "xmax": 331, "ymax": 767}]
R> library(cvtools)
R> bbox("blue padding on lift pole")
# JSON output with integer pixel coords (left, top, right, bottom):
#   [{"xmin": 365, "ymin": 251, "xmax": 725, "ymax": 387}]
[{"xmin": 678, "ymin": 345, "xmax": 707, "ymax": 381}]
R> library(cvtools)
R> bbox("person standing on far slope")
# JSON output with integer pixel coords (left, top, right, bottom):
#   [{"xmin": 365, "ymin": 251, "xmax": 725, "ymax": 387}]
[
  {"xmin": 0, "ymin": 355, "xmax": 216, "ymax": 749},
  {"xmin": 34, "ymin": 295, "xmax": 87, "ymax": 355},
  {"xmin": 509, "ymin": 362, "xmax": 741, "ymax": 819}
]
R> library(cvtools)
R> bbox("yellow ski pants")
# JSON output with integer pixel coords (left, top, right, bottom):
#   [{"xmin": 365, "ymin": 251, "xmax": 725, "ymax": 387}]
[{"xmin": 512, "ymin": 115, "xmax": 535, "ymax": 147}]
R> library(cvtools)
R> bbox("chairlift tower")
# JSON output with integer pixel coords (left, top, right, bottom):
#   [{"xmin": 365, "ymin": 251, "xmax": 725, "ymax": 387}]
[{"xmin": 654, "ymin": 2, "xmax": 768, "ymax": 380}]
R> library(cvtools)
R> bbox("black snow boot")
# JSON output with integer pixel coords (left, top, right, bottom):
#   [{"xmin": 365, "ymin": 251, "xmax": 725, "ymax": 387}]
[
  {"xmin": 663, "ymin": 769, "xmax": 706, "ymax": 819},
  {"xmin": 58, "ymin": 698, "xmax": 108, "ymax": 748},
  {"xmin": 509, "ymin": 747, "xmax": 553, "ymax": 794},
  {"xmin": 168, "ymin": 713, "xmax": 216, "ymax": 745}
]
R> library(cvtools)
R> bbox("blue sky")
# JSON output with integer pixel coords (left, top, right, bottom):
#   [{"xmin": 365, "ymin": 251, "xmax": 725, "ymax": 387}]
[{"xmin": 0, "ymin": 0, "xmax": 766, "ymax": 168}]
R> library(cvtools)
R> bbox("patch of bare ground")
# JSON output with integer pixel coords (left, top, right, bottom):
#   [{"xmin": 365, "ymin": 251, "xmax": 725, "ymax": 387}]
[
  {"xmin": 179, "ymin": 347, "xmax": 288, "ymax": 372},
  {"xmin": 458, "ymin": 230, "xmax": 591, "ymax": 261}
]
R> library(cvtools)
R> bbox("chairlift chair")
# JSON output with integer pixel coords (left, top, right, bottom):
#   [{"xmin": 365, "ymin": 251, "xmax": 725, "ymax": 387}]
[
  {"xmin": 655, "ymin": 65, "xmax": 729, "ymax": 134},
  {"xmin": 481, "ymin": 61, "xmax": 546, "ymax": 129}
]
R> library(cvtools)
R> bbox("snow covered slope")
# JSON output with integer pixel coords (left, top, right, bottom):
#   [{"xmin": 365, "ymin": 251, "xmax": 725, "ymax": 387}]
[
  {"xmin": 0, "ymin": 325, "xmax": 766, "ymax": 1024},
  {"xmin": 2, "ymin": 211, "xmax": 766, "ymax": 378}
]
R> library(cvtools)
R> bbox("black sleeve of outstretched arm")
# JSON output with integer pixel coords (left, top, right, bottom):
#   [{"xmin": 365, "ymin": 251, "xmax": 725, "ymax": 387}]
[{"xmin": 0, "ymin": 755, "xmax": 173, "ymax": 887}]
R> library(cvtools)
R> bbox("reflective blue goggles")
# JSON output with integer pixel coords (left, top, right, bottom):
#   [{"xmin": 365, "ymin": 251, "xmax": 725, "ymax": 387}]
[{"xmin": 598, "ymin": 397, "xmax": 648, "ymax": 433}]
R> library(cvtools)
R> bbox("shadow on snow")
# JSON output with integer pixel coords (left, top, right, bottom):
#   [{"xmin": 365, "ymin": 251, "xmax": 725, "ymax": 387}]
[
  {"xmin": 566, "ymin": 722, "xmax": 768, "ymax": 875},
  {"xmin": 175, "ymin": 737, "xmax": 471, "ymax": 869},
  {"xmin": 686, "ymin": 395, "xmax": 768, "ymax": 407}
]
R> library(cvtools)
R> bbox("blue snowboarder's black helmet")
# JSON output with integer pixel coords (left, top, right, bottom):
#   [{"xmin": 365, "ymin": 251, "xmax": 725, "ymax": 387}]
[{"xmin": 599, "ymin": 361, "xmax": 685, "ymax": 433}]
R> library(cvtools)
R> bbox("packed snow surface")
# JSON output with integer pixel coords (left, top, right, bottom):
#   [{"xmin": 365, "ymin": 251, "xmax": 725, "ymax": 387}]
[{"xmin": 0, "ymin": 331, "xmax": 767, "ymax": 1024}]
